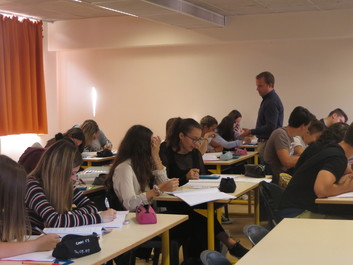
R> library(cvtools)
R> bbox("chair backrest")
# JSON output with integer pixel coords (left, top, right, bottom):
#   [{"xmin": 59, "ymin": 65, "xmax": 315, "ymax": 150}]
[
  {"xmin": 200, "ymin": 250, "xmax": 232, "ymax": 265},
  {"xmin": 279, "ymin": 173, "xmax": 293, "ymax": 189},
  {"xmin": 243, "ymin": 225, "xmax": 269, "ymax": 246},
  {"xmin": 259, "ymin": 181, "xmax": 284, "ymax": 229}
]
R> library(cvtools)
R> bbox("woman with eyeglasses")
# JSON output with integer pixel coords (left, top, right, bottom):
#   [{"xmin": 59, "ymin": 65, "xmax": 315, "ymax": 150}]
[
  {"xmin": 25, "ymin": 139, "xmax": 116, "ymax": 230},
  {"xmin": 159, "ymin": 117, "xmax": 249, "ymax": 259}
]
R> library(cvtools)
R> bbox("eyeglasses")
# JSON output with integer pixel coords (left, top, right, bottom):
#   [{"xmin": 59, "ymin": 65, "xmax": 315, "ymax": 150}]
[{"xmin": 185, "ymin": 134, "xmax": 205, "ymax": 145}]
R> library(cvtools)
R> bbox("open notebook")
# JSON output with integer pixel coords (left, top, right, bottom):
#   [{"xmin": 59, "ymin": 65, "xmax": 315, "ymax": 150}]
[{"xmin": 43, "ymin": 211, "xmax": 129, "ymax": 236}]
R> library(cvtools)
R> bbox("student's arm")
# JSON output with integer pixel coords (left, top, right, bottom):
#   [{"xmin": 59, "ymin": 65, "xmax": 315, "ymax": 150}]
[
  {"xmin": 276, "ymin": 149, "xmax": 299, "ymax": 169},
  {"xmin": 293, "ymin": 145, "xmax": 305, "ymax": 156},
  {"xmin": 214, "ymin": 135, "xmax": 242, "ymax": 149},
  {"xmin": 314, "ymin": 170, "xmax": 353, "ymax": 198},
  {"xmin": 98, "ymin": 130, "xmax": 112, "ymax": 149},
  {"xmin": 0, "ymin": 234, "xmax": 60, "ymax": 258},
  {"xmin": 208, "ymin": 140, "xmax": 224, "ymax": 153},
  {"xmin": 25, "ymin": 180, "xmax": 103, "ymax": 227}
]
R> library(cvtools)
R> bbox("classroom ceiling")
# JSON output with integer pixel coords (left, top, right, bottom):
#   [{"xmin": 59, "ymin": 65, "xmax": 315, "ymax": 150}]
[{"xmin": 1, "ymin": 0, "xmax": 353, "ymax": 29}]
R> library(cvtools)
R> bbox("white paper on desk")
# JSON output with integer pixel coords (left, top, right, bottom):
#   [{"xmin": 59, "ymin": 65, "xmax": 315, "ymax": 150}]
[
  {"xmin": 219, "ymin": 175, "xmax": 271, "ymax": 183},
  {"xmin": 202, "ymin": 153, "xmax": 221, "ymax": 160},
  {"xmin": 44, "ymin": 226, "xmax": 104, "ymax": 236},
  {"xmin": 167, "ymin": 188, "xmax": 235, "ymax": 206},
  {"xmin": 0, "ymin": 250, "xmax": 54, "ymax": 262},
  {"xmin": 43, "ymin": 211, "xmax": 129, "ymax": 235},
  {"xmin": 329, "ymin": 191, "xmax": 353, "ymax": 198},
  {"xmin": 90, "ymin": 211, "xmax": 129, "ymax": 228},
  {"xmin": 185, "ymin": 179, "xmax": 221, "ymax": 189}
]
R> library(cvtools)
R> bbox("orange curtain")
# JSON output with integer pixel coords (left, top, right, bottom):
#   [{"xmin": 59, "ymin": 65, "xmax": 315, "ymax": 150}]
[{"xmin": 0, "ymin": 15, "xmax": 48, "ymax": 136}]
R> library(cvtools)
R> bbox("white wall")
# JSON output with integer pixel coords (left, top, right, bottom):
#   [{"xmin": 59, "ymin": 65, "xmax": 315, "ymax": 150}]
[
  {"xmin": 48, "ymin": 10, "xmax": 353, "ymax": 149},
  {"xmin": 2, "ymin": 9, "xmax": 353, "ymax": 159}
]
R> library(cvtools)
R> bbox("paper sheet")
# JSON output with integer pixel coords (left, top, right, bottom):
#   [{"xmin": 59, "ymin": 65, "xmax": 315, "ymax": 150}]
[{"xmin": 167, "ymin": 188, "xmax": 235, "ymax": 206}]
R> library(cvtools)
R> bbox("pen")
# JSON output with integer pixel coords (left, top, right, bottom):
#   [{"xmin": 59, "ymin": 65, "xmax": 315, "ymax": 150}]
[
  {"xmin": 104, "ymin": 197, "xmax": 110, "ymax": 209},
  {"xmin": 79, "ymin": 178, "xmax": 86, "ymax": 185},
  {"xmin": 22, "ymin": 261, "xmax": 53, "ymax": 265},
  {"xmin": 33, "ymin": 226, "xmax": 47, "ymax": 235}
]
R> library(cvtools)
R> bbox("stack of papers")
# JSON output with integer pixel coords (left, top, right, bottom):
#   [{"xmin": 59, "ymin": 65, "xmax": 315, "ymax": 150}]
[
  {"xmin": 202, "ymin": 152, "xmax": 222, "ymax": 161},
  {"xmin": 329, "ymin": 192, "xmax": 353, "ymax": 198},
  {"xmin": 43, "ymin": 211, "xmax": 129, "ymax": 236},
  {"xmin": 167, "ymin": 188, "xmax": 235, "ymax": 206}
]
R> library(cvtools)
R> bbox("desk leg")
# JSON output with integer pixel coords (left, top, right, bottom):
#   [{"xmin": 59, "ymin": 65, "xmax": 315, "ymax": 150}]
[
  {"xmin": 207, "ymin": 202, "xmax": 215, "ymax": 250},
  {"xmin": 161, "ymin": 230, "xmax": 170, "ymax": 265},
  {"xmin": 254, "ymin": 187, "xmax": 260, "ymax": 225},
  {"xmin": 254, "ymin": 154, "xmax": 259, "ymax": 165}
]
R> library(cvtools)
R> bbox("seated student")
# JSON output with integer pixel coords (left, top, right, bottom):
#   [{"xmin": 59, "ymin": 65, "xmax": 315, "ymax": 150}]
[
  {"xmin": 279, "ymin": 122, "xmax": 353, "ymax": 218},
  {"xmin": 25, "ymin": 139, "xmax": 116, "ymax": 230},
  {"xmin": 215, "ymin": 116, "xmax": 250, "ymax": 151},
  {"xmin": 200, "ymin": 115, "xmax": 223, "ymax": 153},
  {"xmin": 159, "ymin": 118, "xmax": 249, "ymax": 259},
  {"xmin": 227, "ymin": 109, "xmax": 243, "ymax": 139},
  {"xmin": 18, "ymin": 128, "xmax": 85, "ymax": 174},
  {"xmin": 293, "ymin": 119, "xmax": 325, "ymax": 156},
  {"xmin": 0, "ymin": 155, "xmax": 60, "ymax": 258},
  {"xmin": 320, "ymin": 108, "xmax": 348, "ymax": 128},
  {"xmin": 293, "ymin": 122, "xmax": 350, "ymax": 175},
  {"xmin": 263, "ymin": 106, "xmax": 314, "ymax": 184},
  {"xmin": 160, "ymin": 117, "xmax": 178, "ymax": 157},
  {"xmin": 80, "ymin": 119, "xmax": 112, "ymax": 151}
]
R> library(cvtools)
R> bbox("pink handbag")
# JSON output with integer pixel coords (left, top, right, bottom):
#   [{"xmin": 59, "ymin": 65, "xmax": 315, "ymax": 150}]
[
  {"xmin": 234, "ymin": 148, "xmax": 247, "ymax": 156},
  {"xmin": 136, "ymin": 205, "xmax": 157, "ymax": 224}
]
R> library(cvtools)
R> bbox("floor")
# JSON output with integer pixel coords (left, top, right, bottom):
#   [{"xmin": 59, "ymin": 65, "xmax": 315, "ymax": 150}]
[{"xmin": 135, "ymin": 204, "xmax": 263, "ymax": 265}]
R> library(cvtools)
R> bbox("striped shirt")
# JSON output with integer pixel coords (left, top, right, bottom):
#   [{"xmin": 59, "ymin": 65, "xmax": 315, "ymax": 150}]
[{"xmin": 25, "ymin": 178, "xmax": 101, "ymax": 229}]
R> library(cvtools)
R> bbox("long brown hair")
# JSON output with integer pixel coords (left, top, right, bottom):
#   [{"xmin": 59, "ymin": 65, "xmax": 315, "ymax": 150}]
[
  {"xmin": 0, "ymin": 155, "xmax": 28, "ymax": 242},
  {"xmin": 30, "ymin": 140, "xmax": 83, "ymax": 213},
  {"xmin": 106, "ymin": 125, "xmax": 154, "ymax": 192},
  {"xmin": 80, "ymin": 120, "xmax": 99, "ymax": 147}
]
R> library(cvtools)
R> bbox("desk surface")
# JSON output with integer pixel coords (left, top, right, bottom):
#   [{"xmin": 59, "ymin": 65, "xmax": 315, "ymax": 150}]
[
  {"xmin": 155, "ymin": 181, "xmax": 259, "ymax": 203},
  {"xmin": 82, "ymin": 156, "xmax": 115, "ymax": 162},
  {"xmin": 203, "ymin": 151, "xmax": 258, "ymax": 166},
  {"xmin": 236, "ymin": 218, "xmax": 353, "ymax": 265},
  {"xmin": 0, "ymin": 213, "xmax": 188, "ymax": 265},
  {"xmin": 316, "ymin": 197, "xmax": 353, "ymax": 205}
]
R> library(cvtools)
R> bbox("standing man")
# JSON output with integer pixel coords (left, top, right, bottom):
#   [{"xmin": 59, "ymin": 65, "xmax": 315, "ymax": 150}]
[
  {"xmin": 320, "ymin": 108, "xmax": 348, "ymax": 128},
  {"xmin": 240, "ymin": 71, "xmax": 284, "ymax": 161}
]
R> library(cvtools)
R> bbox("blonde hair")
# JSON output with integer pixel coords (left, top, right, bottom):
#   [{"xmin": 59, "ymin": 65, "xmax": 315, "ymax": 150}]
[
  {"xmin": 31, "ymin": 140, "xmax": 83, "ymax": 213},
  {"xmin": 80, "ymin": 120, "xmax": 99, "ymax": 147},
  {"xmin": 0, "ymin": 155, "xmax": 28, "ymax": 242}
]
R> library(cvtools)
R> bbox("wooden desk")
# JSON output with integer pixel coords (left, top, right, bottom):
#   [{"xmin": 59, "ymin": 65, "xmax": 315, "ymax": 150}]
[
  {"xmin": 316, "ymin": 196, "xmax": 353, "ymax": 205},
  {"xmin": 155, "ymin": 181, "xmax": 260, "ymax": 250},
  {"xmin": 82, "ymin": 156, "xmax": 115, "ymax": 168},
  {"xmin": 0, "ymin": 213, "xmax": 188, "ymax": 265},
  {"xmin": 236, "ymin": 218, "xmax": 353, "ymax": 265},
  {"xmin": 82, "ymin": 185, "xmax": 105, "ymax": 195},
  {"xmin": 239, "ymin": 145, "xmax": 258, "ymax": 164},
  {"xmin": 204, "ymin": 151, "xmax": 258, "ymax": 174}
]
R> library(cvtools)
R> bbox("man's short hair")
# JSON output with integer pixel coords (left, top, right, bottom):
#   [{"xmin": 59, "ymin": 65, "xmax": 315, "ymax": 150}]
[
  {"xmin": 344, "ymin": 122, "xmax": 353, "ymax": 147},
  {"xmin": 256, "ymin": 71, "xmax": 275, "ymax": 87},
  {"xmin": 308, "ymin": 119, "xmax": 325, "ymax": 134},
  {"xmin": 288, "ymin": 106, "xmax": 315, "ymax": 128},
  {"xmin": 328, "ymin": 108, "xmax": 348, "ymax": 123}
]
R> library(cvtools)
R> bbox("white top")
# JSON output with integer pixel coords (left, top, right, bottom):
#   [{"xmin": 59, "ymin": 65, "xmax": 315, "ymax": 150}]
[
  {"xmin": 293, "ymin": 136, "xmax": 307, "ymax": 149},
  {"xmin": 112, "ymin": 159, "xmax": 169, "ymax": 210}
]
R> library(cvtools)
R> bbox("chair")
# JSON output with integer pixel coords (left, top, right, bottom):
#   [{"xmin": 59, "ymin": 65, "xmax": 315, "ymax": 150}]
[
  {"xmin": 259, "ymin": 181, "xmax": 284, "ymax": 229},
  {"xmin": 243, "ymin": 225, "xmax": 269, "ymax": 246},
  {"xmin": 200, "ymin": 250, "xmax": 232, "ymax": 265},
  {"xmin": 106, "ymin": 188, "xmax": 181, "ymax": 265},
  {"xmin": 279, "ymin": 173, "xmax": 293, "ymax": 189}
]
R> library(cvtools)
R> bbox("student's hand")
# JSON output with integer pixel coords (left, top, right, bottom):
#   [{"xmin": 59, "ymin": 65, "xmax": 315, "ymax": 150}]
[
  {"xmin": 100, "ymin": 208, "xmax": 117, "ymax": 223},
  {"xmin": 104, "ymin": 143, "xmax": 112, "ymax": 150},
  {"xmin": 186, "ymin": 168, "xmax": 200, "ymax": 180},
  {"xmin": 238, "ymin": 128, "xmax": 251, "ymax": 138},
  {"xmin": 243, "ymin": 137, "xmax": 252, "ymax": 144},
  {"xmin": 34, "ymin": 234, "xmax": 60, "ymax": 251},
  {"xmin": 151, "ymin": 136, "xmax": 162, "ymax": 158},
  {"xmin": 204, "ymin": 132, "xmax": 216, "ymax": 139},
  {"xmin": 159, "ymin": 178, "xmax": 179, "ymax": 192}
]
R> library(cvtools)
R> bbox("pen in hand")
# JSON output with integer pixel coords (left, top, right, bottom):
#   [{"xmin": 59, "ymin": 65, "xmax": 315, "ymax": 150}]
[{"xmin": 33, "ymin": 226, "xmax": 47, "ymax": 235}]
